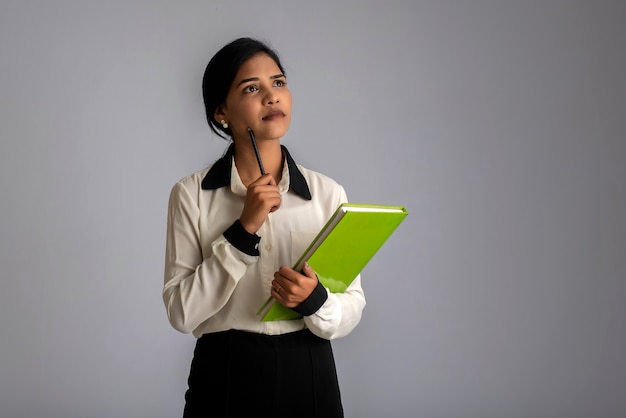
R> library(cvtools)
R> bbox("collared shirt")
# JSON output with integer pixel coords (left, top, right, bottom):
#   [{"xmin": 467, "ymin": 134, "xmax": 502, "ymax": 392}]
[{"xmin": 163, "ymin": 144, "xmax": 366, "ymax": 339}]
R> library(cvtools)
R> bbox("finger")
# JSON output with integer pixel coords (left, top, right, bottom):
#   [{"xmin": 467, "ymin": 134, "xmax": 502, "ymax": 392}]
[
  {"xmin": 271, "ymin": 285, "xmax": 282, "ymax": 301},
  {"xmin": 276, "ymin": 266, "xmax": 301, "ymax": 284},
  {"xmin": 247, "ymin": 185, "xmax": 279, "ymax": 198},
  {"xmin": 249, "ymin": 173, "xmax": 276, "ymax": 187},
  {"xmin": 302, "ymin": 262, "xmax": 318, "ymax": 280},
  {"xmin": 263, "ymin": 192, "xmax": 282, "ymax": 206},
  {"xmin": 272, "ymin": 274, "xmax": 289, "ymax": 291},
  {"xmin": 262, "ymin": 194, "xmax": 281, "ymax": 213},
  {"xmin": 271, "ymin": 279, "xmax": 287, "ymax": 300},
  {"xmin": 246, "ymin": 188, "xmax": 281, "ymax": 212},
  {"xmin": 250, "ymin": 187, "xmax": 281, "ymax": 205},
  {"xmin": 269, "ymin": 197, "xmax": 281, "ymax": 212}
]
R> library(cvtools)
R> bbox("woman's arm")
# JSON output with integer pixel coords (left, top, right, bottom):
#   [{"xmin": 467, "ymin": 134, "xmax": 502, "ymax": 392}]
[{"xmin": 162, "ymin": 182, "xmax": 259, "ymax": 334}]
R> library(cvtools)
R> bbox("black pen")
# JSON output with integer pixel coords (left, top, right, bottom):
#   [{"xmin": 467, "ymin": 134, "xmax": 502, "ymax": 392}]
[{"xmin": 247, "ymin": 128, "xmax": 266, "ymax": 175}]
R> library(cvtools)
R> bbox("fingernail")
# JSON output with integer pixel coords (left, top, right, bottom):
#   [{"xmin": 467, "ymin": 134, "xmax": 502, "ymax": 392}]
[{"xmin": 304, "ymin": 262, "xmax": 310, "ymax": 269}]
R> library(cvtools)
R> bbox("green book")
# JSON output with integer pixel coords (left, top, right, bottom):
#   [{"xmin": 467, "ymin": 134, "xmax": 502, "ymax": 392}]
[{"xmin": 256, "ymin": 203, "xmax": 408, "ymax": 321}]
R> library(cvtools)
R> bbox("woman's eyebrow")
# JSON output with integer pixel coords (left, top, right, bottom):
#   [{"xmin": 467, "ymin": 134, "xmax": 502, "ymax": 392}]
[
  {"xmin": 236, "ymin": 77, "xmax": 259, "ymax": 87},
  {"xmin": 236, "ymin": 74, "xmax": 285, "ymax": 87}
]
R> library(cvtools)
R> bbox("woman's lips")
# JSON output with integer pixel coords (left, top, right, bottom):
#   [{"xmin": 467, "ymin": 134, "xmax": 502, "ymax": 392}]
[{"xmin": 262, "ymin": 109, "xmax": 285, "ymax": 120}]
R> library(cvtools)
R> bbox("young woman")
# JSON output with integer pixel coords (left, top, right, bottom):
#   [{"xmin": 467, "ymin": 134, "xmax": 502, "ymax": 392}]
[{"xmin": 163, "ymin": 37, "xmax": 366, "ymax": 417}]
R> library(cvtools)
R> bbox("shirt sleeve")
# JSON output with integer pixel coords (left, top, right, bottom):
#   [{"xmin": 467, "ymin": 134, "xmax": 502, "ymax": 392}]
[
  {"xmin": 302, "ymin": 185, "xmax": 367, "ymax": 340},
  {"xmin": 303, "ymin": 276, "xmax": 366, "ymax": 340},
  {"xmin": 162, "ymin": 182, "xmax": 257, "ymax": 334}
]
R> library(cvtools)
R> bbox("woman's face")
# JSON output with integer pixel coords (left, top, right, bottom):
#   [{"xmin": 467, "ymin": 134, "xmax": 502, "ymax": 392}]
[{"xmin": 217, "ymin": 53, "xmax": 292, "ymax": 143}]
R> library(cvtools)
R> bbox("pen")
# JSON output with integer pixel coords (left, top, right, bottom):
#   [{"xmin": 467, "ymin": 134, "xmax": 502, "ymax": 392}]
[{"xmin": 247, "ymin": 128, "xmax": 266, "ymax": 176}]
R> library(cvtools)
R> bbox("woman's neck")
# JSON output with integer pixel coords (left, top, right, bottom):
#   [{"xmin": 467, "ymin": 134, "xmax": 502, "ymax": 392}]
[{"xmin": 233, "ymin": 138, "xmax": 283, "ymax": 186}]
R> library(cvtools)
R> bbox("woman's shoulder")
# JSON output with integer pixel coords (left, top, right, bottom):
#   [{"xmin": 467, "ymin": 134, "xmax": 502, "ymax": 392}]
[
  {"xmin": 297, "ymin": 165, "xmax": 341, "ymax": 188},
  {"xmin": 170, "ymin": 166, "xmax": 211, "ymax": 196},
  {"xmin": 296, "ymin": 164, "xmax": 347, "ymax": 202}
]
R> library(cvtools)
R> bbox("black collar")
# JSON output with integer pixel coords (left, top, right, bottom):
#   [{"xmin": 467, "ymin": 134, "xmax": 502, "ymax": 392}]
[{"xmin": 201, "ymin": 143, "xmax": 312, "ymax": 200}]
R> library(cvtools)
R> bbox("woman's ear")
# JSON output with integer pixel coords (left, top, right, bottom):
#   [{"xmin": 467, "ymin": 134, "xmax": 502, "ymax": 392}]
[{"xmin": 214, "ymin": 105, "xmax": 226, "ymax": 123}]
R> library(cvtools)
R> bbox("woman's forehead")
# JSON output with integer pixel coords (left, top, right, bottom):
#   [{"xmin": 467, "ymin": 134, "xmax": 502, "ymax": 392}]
[{"xmin": 236, "ymin": 53, "xmax": 282, "ymax": 79}]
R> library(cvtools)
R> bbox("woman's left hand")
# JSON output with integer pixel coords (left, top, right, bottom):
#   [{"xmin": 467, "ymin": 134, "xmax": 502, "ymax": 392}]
[{"xmin": 271, "ymin": 262, "xmax": 318, "ymax": 308}]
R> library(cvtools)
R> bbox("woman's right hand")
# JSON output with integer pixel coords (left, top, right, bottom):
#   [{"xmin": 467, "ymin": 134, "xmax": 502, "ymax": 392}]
[{"xmin": 239, "ymin": 174, "xmax": 281, "ymax": 234}]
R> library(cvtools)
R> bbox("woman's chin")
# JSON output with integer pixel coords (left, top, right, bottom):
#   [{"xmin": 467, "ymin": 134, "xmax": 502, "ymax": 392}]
[{"xmin": 257, "ymin": 122, "xmax": 290, "ymax": 140}]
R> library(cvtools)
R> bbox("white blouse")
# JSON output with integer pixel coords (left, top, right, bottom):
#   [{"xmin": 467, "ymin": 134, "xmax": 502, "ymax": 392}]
[{"xmin": 163, "ymin": 145, "xmax": 366, "ymax": 339}]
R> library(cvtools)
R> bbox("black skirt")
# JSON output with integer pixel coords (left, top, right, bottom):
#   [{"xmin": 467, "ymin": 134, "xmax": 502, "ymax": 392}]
[{"xmin": 183, "ymin": 329, "xmax": 344, "ymax": 418}]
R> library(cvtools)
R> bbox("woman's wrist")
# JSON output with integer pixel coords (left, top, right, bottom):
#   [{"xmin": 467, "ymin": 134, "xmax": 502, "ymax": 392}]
[
  {"xmin": 223, "ymin": 219, "xmax": 261, "ymax": 256},
  {"xmin": 292, "ymin": 281, "xmax": 328, "ymax": 316}
]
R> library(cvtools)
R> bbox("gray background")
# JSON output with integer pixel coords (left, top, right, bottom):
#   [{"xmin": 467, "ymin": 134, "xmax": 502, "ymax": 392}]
[{"xmin": 1, "ymin": 1, "xmax": 624, "ymax": 417}]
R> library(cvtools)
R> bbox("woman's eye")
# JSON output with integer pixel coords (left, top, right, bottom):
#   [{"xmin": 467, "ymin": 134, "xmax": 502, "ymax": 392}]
[
  {"xmin": 243, "ymin": 85, "xmax": 258, "ymax": 93},
  {"xmin": 274, "ymin": 79, "xmax": 286, "ymax": 87}
]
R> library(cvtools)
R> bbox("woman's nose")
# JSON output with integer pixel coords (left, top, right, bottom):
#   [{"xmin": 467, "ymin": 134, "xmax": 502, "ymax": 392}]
[{"xmin": 264, "ymin": 91, "xmax": 279, "ymax": 105}]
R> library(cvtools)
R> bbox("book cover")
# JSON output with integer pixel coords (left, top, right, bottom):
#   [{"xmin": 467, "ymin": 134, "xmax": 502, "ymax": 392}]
[{"xmin": 257, "ymin": 203, "xmax": 408, "ymax": 321}]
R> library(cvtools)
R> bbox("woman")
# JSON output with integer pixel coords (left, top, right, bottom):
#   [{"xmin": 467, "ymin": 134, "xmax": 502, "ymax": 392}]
[{"xmin": 163, "ymin": 37, "xmax": 366, "ymax": 417}]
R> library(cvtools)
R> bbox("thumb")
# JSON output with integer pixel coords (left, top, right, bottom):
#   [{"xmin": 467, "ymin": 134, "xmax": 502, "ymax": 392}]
[{"xmin": 303, "ymin": 262, "xmax": 318, "ymax": 280}]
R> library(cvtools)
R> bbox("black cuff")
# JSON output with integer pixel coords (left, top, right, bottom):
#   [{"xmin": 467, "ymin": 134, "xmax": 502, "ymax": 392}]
[
  {"xmin": 223, "ymin": 220, "xmax": 261, "ymax": 256},
  {"xmin": 292, "ymin": 281, "xmax": 328, "ymax": 317}
]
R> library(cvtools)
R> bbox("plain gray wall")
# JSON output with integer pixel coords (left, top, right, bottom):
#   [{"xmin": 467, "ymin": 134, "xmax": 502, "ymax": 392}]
[{"xmin": 1, "ymin": 1, "xmax": 624, "ymax": 417}]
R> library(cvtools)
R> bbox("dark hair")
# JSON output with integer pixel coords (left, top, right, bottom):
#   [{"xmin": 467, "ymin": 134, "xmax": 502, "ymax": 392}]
[{"xmin": 202, "ymin": 37, "xmax": 286, "ymax": 139}]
